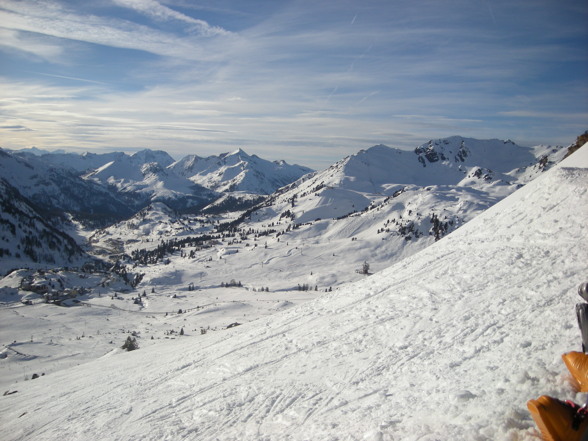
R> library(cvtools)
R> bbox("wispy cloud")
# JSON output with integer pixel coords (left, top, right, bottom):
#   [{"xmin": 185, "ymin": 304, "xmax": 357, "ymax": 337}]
[
  {"xmin": 0, "ymin": 27, "xmax": 63, "ymax": 61},
  {"xmin": 26, "ymin": 71, "xmax": 110, "ymax": 85},
  {"xmin": 0, "ymin": 124, "xmax": 33, "ymax": 132},
  {"xmin": 111, "ymin": 0, "xmax": 230, "ymax": 36},
  {"xmin": 0, "ymin": 0, "xmax": 232, "ymax": 60}
]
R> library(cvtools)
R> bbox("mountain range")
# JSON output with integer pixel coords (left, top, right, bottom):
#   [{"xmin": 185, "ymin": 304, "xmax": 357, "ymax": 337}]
[
  {"xmin": 7, "ymin": 147, "xmax": 311, "ymax": 218},
  {"xmin": 0, "ymin": 137, "xmax": 586, "ymax": 440},
  {"xmin": 0, "ymin": 136, "xmax": 575, "ymax": 276}
]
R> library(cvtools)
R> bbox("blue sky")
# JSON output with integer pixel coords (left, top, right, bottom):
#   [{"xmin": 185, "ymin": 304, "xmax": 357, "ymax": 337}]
[{"xmin": 0, "ymin": 0, "xmax": 586, "ymax": 169}]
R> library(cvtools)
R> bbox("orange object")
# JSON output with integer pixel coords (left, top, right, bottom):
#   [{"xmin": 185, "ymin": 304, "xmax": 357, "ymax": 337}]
[
  {"xmin": 563, "ymin": 352, "xmax": 588, "ymax": 393},
  {"xmin": 527, "ymin": 395, "xmax": 588, "ymax": 441}
]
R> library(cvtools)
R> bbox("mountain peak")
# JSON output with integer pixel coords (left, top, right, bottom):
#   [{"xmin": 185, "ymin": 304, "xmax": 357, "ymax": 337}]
[
  {"xmin": 230, "ymin": 148, "xmax": 249, "ymax": 156},
  {"xmin": 130, "ymin": 149, "xmax": 175, "ymax": 167}
]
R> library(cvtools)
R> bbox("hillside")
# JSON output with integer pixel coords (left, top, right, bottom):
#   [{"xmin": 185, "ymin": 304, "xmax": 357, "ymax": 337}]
[
  {"xmin": 0, "ymin": 144, "xmax": 585, "ymax": 440},
  {"xmin": 0, "ymin": 148, "xmax": 134, "ymax": 226},
  {"xmin": 0, "ymin": 179, "xmax": 89, "ymax": 273}
]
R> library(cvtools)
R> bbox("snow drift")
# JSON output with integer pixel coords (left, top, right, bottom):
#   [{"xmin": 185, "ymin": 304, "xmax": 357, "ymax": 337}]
[{"xmin": 0, "ymin": 145, "xmax": 586, "ymax": 440}]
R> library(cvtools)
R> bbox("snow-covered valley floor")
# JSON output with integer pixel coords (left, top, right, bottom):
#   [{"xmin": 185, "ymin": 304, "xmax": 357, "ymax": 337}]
[{"xmin": 0, "ymin": 146, "xmax": 587, "ymax": 440}]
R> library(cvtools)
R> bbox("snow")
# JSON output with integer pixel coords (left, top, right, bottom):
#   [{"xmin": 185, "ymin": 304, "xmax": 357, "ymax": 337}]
[
  {"xmin": 0, "ymin": 144, "xmax": 586, "ymax": 440},
  {"xmin": 85, "ymin": 156, "xmax": 207, "ymax": 203},
  {"xmin": 258, "ymin": 138, "xmax": 567, "ymax": 232},
  {"xmin": 169, "ymin": 149, "xmax": 312, "ymax": 195}
]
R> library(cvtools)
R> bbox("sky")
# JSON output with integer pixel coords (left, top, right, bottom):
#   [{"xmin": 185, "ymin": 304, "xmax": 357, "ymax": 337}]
[{"xmin": 0, "ymin": 0, "xmax": 587, "ymax": 169}]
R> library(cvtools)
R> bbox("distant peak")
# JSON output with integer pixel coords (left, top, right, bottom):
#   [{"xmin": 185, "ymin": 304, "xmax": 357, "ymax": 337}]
[
  {"xmin": 131, "ymin": 148, "xmax": 167, "ymax": 157},
  {"xmin": 365, "ymin": 144, "xmax": 393, "ymax": 153},
  {"xmin": 130, "ymin": 149, "xmax": 174, "ymax": 167},
  {"xmin": 230, "ymin": 148, "xmax": 249, "ymax": 156}
]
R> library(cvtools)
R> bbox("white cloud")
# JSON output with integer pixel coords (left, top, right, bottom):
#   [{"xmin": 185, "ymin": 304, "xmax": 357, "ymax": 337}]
[
  {"xmin": 0, "ymin": 28, "xmax": 64, "ymax": 61},
  {"xmin": 111, "ymin": 0, "xmax": 229, "ymax": 36},
  {"xmin": 0, "ymin": 0, "xmax": 231, "ymax": 60}
]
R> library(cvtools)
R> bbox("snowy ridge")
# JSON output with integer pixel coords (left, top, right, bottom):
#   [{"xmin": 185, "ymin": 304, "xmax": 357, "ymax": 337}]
[
  {"xmin": 255, "ymin": 137, "xmax": 567, "ymax": 226},
  {"xmin": 414, "ymin": 136, "xmax": 535, "ymax": 173},
  {"xmin": 12, "ymin": 149, "xmax": 127, "ymax": 173},
  {"xmin": 236, "ymin": 138, "xmax": 569, "ymax": 275},
  {"xmin": 0, "ymin": 144, "xmax": 586, "ymax": 440},
  {"xmin": 83, "ymin": 149, "xmax": 175, "ymax": 184},
  {"xmin": 169, "ymin": 148, "xmax": 313, "ymax": 194}
]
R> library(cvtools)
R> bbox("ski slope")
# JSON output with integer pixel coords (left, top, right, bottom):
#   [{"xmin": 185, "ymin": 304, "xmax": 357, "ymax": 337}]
[{"xmin": 0, "ymin": 145, "xmax": 586, "ymax": 440}]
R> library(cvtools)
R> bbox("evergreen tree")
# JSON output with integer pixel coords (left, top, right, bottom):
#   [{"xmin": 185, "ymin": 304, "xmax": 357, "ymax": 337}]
[
  {"xmin": 122, "ymin": 336, "xmax": 138, "ymax": 351},
  {"xmin": 362, "ymin": 261, "xmax": 370, "ymax": 275}
]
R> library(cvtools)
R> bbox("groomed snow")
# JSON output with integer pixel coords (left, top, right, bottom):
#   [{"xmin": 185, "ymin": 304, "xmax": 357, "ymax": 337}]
[{"xmin": 0, "ymin": 145, "xmax": 586, "ymax": 440}]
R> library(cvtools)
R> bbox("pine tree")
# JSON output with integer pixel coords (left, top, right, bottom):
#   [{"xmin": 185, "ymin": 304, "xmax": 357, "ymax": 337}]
[
  {"xmin": 361, "ymin": 261, "xmax": 370, "ymax": 275},
  {"xmin": 122, "ymin": 336, "xmax": 138, "ymax": 351}
]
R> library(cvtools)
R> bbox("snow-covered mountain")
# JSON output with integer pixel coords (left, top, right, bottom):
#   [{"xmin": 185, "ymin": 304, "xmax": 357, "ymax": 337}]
[
  {"xmin": 17, "ymin": 150, "xmax": 129, "ymax": 173},
  {"xmin": 75, "ymin": 149, "xmax": 218, "ymax": 211},
  {"xmin": 1, "ymin": 137, "xmax": 572, "ymax": 283},
  {"xmin": 169, "ymin": 148, "xmax": 313, "ymax": 194},
  {"xmin": 3, "ymin": 147, "xmax": 312, "ymax": 220},
  {"xmin": 0, "ymin": 178, "xmax": 89, "ymax": 274},
  {"xmin": 20, "ymin": 148, "xmax": 175, "ymax": 174},
  {"xmin": 259, "ymin": 137, "xmax": 566, "ymax": 225},
  {"xmin": 0, "ymin": 144, "xmax": 585, "ymax": 440},
  {"xmin": 82, "ymin": 149, "xmax": 176, "ymax": 184},
  {"xmin": 85, "ymin": 158, "xmax": 216, "ymax": 213},
  {"xmin": 82, "ymin": 148, "xmax": 311, "ymax": 213},
  {"xmin": 0, "ymin": 148, "xmax": 134, "ymax": 226},
  {"xmin": 221, "ymin": 137, "xmax": 569, "ymax": 270}
]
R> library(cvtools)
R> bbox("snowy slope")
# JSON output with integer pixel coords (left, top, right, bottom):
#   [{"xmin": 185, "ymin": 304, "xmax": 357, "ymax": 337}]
[
  {"xmin": 203, "ymin": 137, "xmax": 569, "ymax": 283},
  {"xmin": 88, "ymin": 202, "xmax": 209, "ymax": 257},
  {"xmin": 9, "ymin": 148, "xmax": 175, "ymax": 175},
  {"xmin": 0, "ymin": 179, "xmax": 89, "ymax": 274},
  {"xmin": 1, "ymin": 145, "xmax": 586, "ymax": 440},
  {"xmin": 84, "ymin": 149, "xmax": 174, "ymax": 181},
  {"xmin": 170, "ymin": 148, "xmax": 313, "ymax": 195},
  {"xmin": 83, "ymin": 149, "xmax": 175, "ymax": 183}
]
